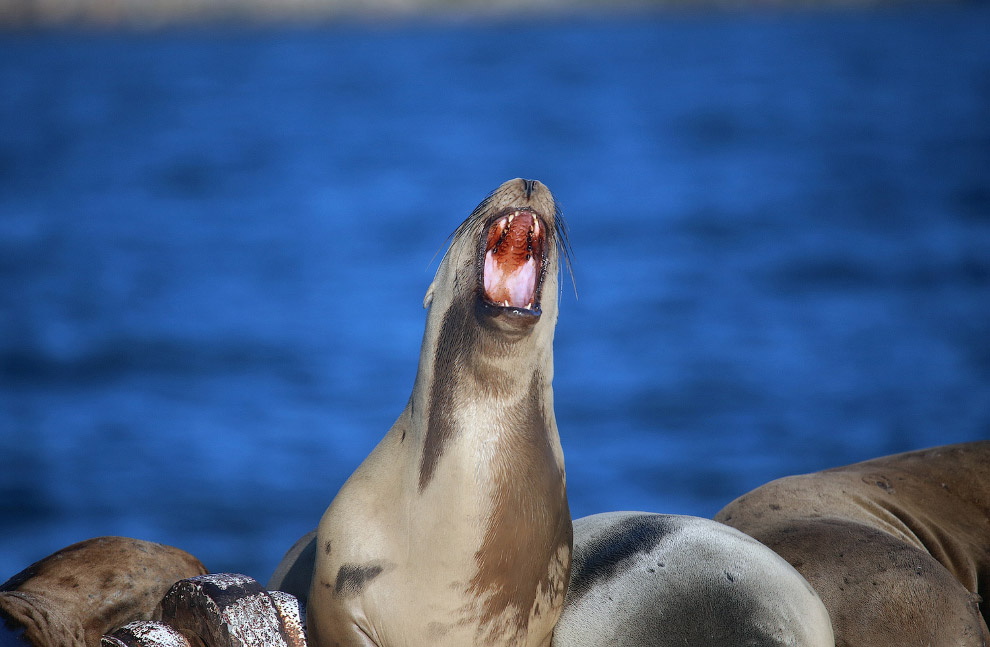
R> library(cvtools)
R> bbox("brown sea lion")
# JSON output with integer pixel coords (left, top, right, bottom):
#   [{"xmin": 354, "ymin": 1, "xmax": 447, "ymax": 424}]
[
  {"xmin": 715, "ymin": 441, "xmax": 990, "ymax": 647},
  {"xmin": 304, "ymin": 178, "xmax": 573, "ymax": 647},
  {"xmin": 551, "ymin": 512, "xmax": 834, "ymax": 647},
  {"xmin": 0, "ymin": 536, "xmax": 207, "ymax": 647}
]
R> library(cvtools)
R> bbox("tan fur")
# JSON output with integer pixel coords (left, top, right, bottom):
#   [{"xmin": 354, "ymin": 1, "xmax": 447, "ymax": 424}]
[
  {"xmin": 716, "ymin": 442, "xmax": 990, "ymax": 647},
  {"xmin": 308, "ymin": 179, "xmax": 572, "ymax": 647},
  {"xmin": 0, "ymin": 536, "xmax": 207, "ymax": 647}
]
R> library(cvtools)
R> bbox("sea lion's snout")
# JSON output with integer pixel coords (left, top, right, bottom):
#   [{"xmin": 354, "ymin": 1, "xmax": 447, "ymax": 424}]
[
  {"xmin": 429, "ymin": 177, "xmax": 566, "ymax": 329},
  {"xmin": 482, "ymin": 208, "xmax": 546, "ymax": 315}
]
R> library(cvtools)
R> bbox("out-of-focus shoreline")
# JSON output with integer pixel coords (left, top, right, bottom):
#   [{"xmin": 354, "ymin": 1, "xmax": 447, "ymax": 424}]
[{"xmin": 0, "ymin": 0, "xmax": 963, "ymax": 29}]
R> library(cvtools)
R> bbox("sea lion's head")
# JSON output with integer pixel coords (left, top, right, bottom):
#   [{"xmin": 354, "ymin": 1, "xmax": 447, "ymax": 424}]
[{"xmin": 424, "ymin": 178, "xmax": 571, "ymax": 339}]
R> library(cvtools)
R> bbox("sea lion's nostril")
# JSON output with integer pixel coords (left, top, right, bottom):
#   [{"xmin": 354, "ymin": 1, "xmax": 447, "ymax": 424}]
[{"xmin": 523, "ymin": 179, "xmax": 536, "ymax": 199}]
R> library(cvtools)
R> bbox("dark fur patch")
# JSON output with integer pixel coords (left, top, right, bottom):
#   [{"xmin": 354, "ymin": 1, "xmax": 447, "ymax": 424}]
[
  {"xmin": 567, "ymin": 514, "xmax": 677, "ymax": 604},
  {"xmin": 334, "ymin": 563, "xmax": 387, "ymax": 598},
  {"xmin": 419, "ymin": 300, "xmax": 477, "ymax": 491}
]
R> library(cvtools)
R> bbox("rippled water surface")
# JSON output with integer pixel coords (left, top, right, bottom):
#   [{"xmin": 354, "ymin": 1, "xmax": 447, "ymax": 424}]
[{"xmin": 1, "ymin": 7, "xmax": 989, "ymax": 580}]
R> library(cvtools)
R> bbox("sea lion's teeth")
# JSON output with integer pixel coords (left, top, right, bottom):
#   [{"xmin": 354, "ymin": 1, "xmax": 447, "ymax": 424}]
[
  {"xmin": 503, "ymin": 300, "xmax": 509, "ymax": 307},
  {"xmin": 508, "ymin": 214, "xmax": 515, "ymax": 224},
  {"xmin": 500, "ymin": 217, "xmax": 508, "ymax": 229},
  {"xmin": 533, "ymin": 219, "xmax": 540, "ymax": 236},
  {"xmin": 526, "ymin": 302, "xmax": 533, "ymax": 310}
]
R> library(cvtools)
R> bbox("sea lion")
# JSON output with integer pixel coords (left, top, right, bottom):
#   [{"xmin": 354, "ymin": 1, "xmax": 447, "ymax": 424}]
[
  {"xmin": 551, "ymin": 512, "xmax": 834, "ymax": 647},
  {"xmin": 0, "ymin": 536, "xmax": 207, "ymax": 647},
  {"xmin": 715, "ymin": 441, "xmax": 990, "ymax": 647},
  {"xmin": 305, "ymin": 178, "xmax": 573, "ymax": 647},
  {"xmin": 266, "ymin": 531, "xmax": 317, "ymax": 605}
]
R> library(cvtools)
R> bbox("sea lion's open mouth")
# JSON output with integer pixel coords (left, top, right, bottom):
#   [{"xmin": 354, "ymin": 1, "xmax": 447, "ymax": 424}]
[{"xmin": 481, "ymin": 209, "xmax": 547, "ymax": 317}]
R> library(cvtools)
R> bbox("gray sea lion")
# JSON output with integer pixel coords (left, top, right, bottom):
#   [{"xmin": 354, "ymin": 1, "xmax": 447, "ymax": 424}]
[
  {"xmin": 305, "ymin": 178, "xmax": 573, "ymax": 647},
  {"xmin": 0, "ymin": 536, "xmax": 207, "ymax": 647},
  {"xmin": 266, "ymin": 531, "xmax": 317, "ymax": 605},
  {"xmin": 715, "ymin": 441, "xmax": 990, "ymax": 647},
  {"xmin": 551, "ymin": 512, "xmax": 834, "ymax": 647}
]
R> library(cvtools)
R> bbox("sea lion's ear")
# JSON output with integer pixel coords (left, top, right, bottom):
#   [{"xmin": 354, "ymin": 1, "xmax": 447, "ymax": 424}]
[{"xmin": 423, "ymin": 281, "xmax": 435, "ymax": 309}]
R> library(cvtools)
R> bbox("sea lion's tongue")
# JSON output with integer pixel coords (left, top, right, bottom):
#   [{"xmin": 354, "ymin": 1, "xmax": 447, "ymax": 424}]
[{"xmin": 483, "ymin": 212, "xmax": 542, "ymax": 309}]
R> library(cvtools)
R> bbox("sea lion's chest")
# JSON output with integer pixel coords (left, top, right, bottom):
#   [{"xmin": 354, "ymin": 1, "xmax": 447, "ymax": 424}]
[{"xmin": 318, "ymin": 429, "xmax": 566, "ymax": 647}]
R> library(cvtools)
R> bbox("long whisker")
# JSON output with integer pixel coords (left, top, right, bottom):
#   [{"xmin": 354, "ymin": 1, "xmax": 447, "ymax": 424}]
[
  {"xmin": 553, "ymin": 203, "xmax": 577, "ymax": 301},
  {"xmin": 426, "ymin": 192, "xmax": 495, "ymax": 276},
  {"xmin": 427, "ymin": 230, "xmax": 456, "ymax": 272}
]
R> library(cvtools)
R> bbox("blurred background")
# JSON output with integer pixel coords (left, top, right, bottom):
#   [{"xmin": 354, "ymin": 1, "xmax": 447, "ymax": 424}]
[{"xmin": 1, "ymin": 0, "xmax": 988, "ymax": 583}]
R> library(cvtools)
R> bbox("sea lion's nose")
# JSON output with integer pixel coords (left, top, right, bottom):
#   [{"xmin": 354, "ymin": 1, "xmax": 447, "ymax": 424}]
[{"xmin": 523, "ymin": 179, "xmax": 536, "ymax": 199}]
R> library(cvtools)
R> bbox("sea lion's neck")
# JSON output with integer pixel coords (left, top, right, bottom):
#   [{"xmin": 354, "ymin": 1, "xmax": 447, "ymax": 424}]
[
  {"xmin": 409, "ymin": 296, "xmax": 557, "ymax": 493},
  {"xmin": 406, "ymin": 295, "xmax": 570, "ymax": 642}
]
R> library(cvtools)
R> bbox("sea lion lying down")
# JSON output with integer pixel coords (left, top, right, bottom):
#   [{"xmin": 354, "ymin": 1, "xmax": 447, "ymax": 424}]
[
  {"xmin": 0, "ymin": 536, "xmax": 206, "ymax": 647},
  {"xmin": 1, "ymin": 537, "xmax": 306, "ymax": 647},
  {"xmin": 716, "ymin": 441, "xmax": 990, "ymax": 647},
  {"xmin": 551, "ymin": 512, "xmax": 834, "ymax": 647}
]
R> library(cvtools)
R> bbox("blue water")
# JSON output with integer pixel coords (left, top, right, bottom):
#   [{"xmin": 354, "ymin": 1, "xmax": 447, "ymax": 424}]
[{"xmin": 1, "ymin": 7, "xmax": 989, "ymax": 583}]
